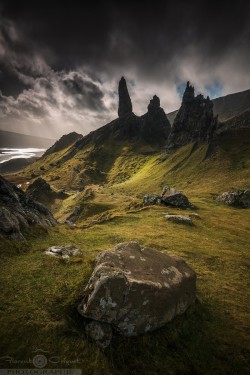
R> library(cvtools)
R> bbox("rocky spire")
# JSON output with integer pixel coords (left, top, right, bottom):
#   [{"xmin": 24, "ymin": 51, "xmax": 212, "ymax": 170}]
[
  {"xmin": 140, "ymin": 95, "xmax": 171, "ymax": 146},
  {"xmin": 182, "ymin": 81, "xmax": 195, "ymax": 103},
  {"xmin": 118, "ymin": 77, "xmax": 133, "ymax": 117},
  {"xmin": 147, "ymin": 95, "xmax": 160, "ymax": 112}
]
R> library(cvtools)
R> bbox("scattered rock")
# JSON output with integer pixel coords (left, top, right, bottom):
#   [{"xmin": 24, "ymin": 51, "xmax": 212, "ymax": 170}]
[
  {"xmin": 78, "ymin": 242, "xmax": 196, "ymax": 346},
  {"xmin": 165, "ymin": 214, "xmax": 193, "ymax": 225},
  {"xmin": 216, "ymin": 190, "xmax": 250, "ymax": 208},
  {"xmin": 118, "ymin": 77, "xmax": 133, "ymax": 117},
  {"xmin": 45, "ymin": 245, "xmax": 81, "ymax": 258}
]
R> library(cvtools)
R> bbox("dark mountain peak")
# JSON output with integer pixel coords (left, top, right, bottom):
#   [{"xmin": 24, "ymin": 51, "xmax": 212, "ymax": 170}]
[
  {"xmin": 167, "ymin": 82, "xmax": 217, "ymax": 150},
  {"xmin": 148, "ymin": 95, "xmax": 160, "ymax": 112},
  {"xmin": 43, "ymin": 131, "xmax": 82, "ymax": 157},
  {"xmin": 118, "ymin": 77, "xmax": 133, "ymax": 117}
]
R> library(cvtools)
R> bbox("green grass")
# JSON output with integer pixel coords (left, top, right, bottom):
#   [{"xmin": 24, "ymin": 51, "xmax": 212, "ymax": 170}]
[
  {"xmin": 1, "ymin": 129, "xmax": 250, "ymax": 374},
  {"xmin": 0, "ymin": 199, "xmax": 249, "ymax": 374}
]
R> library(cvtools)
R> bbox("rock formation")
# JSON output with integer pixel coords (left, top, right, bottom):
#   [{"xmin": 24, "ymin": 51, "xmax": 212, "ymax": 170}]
[
  {"xmin": 26, "ymin": 177, "xmax": 67, "ymax": 205},
  {"xmin": 167, "ymin": 81, "xmax": 218, "ymax": 150},
  {"xmin": 0, "ymin": 175, "xmax": 56, "ymax": 240},
  {"xmin": 118, "ymin": 77, "xmax": 133, "ymax": 117},
  {"xmin": 140, "ymin": 95, "xmax": 171, "ymax": 146},
  {"xmin": 78, "ymin": 241, "xmax": 196, "ymax": 347}
]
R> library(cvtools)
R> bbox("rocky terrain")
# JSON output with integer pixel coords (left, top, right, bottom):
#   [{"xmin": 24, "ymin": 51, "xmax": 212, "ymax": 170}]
[{"xmin": 0, "ymin": 175, "xmax": 56, "ymax": 239}]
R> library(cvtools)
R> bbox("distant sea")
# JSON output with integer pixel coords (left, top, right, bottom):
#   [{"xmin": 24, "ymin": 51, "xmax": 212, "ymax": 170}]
[{"xmin": 0, "ymin": 148, "xmax": 45, "ymax": 164}]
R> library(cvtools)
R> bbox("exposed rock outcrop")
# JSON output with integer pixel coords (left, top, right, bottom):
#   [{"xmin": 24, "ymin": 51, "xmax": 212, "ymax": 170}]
[
  {"xmin": 78, "ymin": 242, "xmax": 196, "ymax": 346},
  {"xmin": 0, "ymin": 175, "xmax": 56, "ymax": 240},
  {"xmin": 216, "ymin": 190, "xmax": 250, "ymax": 208},
  {"xmin": 118, "ymin": 77, "xmax": 133, "ymax": 117},
  {"xmin": 26, "ymin": 177, "xmax": 67, "ymax": 205},
  {"xmin": 140, "ymin": 95, "xmax": 171, "ymax": 146},
  {"xmin": 167, "ymin": 81, "xmax": 218, "ymax": 150}
]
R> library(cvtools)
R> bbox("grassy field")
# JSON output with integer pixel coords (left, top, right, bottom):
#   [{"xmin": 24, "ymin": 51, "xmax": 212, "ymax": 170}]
[{"xmin": 0, "ymin": 131, "xmax": 250, "ymax": 374}]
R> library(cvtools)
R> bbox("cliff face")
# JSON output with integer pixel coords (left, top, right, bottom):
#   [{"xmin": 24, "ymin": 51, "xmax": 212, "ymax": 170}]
[{"xmin": 167, "ymin": 82, "xmax": 218, "ymax": 150}]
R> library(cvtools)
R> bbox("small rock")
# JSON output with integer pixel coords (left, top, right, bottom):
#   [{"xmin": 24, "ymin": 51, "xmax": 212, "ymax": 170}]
[
  {"xmin": 45, "ymin": 245, "xmax": 81, "ymax": 258},
  {"xmin": 165, "ymin": 214, "xmax": 193, "ymax": 225}
]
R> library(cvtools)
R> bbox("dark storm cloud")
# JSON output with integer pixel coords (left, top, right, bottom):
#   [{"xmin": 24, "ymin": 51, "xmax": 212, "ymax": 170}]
[
  {"xmin": 0, "ymin": 0, "xmax": 250, "ymax": 137},
  {"xmin": 1, "ymin": 0, "xmax": 249, "ymax": 77}
]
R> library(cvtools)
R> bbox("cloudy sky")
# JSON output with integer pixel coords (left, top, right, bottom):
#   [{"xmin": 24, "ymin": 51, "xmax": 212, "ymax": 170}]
[{"xmin": 0, "ymin": 0, "xmax": 250, "ymax": 138}]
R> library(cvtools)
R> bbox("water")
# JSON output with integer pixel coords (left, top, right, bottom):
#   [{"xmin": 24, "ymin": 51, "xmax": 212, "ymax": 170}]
[{"xmin": 0, "ymin": 148, "xmax": 45, "ymax": 164}]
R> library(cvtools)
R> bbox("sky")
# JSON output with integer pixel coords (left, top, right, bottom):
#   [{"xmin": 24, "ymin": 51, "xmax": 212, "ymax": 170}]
[{"xmin": 0, "ymin": 0, "xmax": 250, "ymax": 138}]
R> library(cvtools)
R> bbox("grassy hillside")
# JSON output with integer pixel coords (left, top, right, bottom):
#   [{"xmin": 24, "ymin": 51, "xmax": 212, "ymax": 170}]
[
  {"xmin": 1, "ymin": 127, "xmax": 250, "ymax": 374},
  {"xmin": 0, "ymin": 200, "xmax": 249, "ymax": 374}
]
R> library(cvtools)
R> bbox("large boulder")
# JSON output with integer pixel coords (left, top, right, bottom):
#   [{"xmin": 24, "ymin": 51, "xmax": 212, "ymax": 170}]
[
  {"xmin": 216, "ymin": 190, "xmax": 250, "ymax": 208},
  {"xmin": 78, "ymin": 242, "xmax": 196, "ymax": 345}
]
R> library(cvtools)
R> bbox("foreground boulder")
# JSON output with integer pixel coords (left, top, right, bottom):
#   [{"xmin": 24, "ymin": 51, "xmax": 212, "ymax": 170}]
[
  {"xmin": 0, "ymin": 175, "xmax": 56, "ymax": 240},
  {"xmin": 216, "ymin": 190, "xmax": 250, "ymax": 208},
  {"xmin": 78, "ymin": 242, "xmax": 196, "ymax": 346}
]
